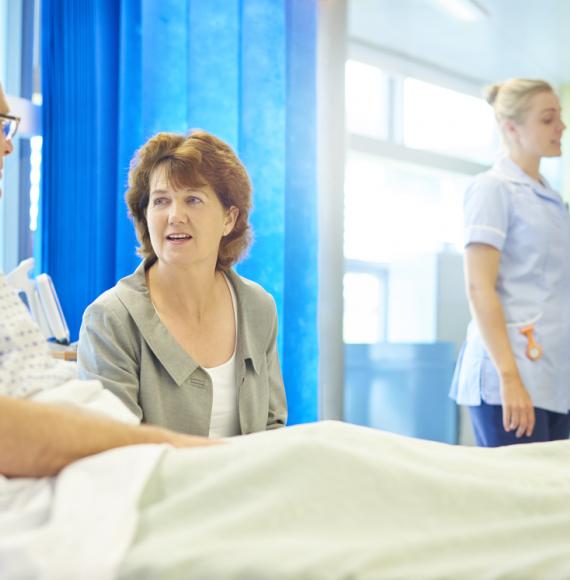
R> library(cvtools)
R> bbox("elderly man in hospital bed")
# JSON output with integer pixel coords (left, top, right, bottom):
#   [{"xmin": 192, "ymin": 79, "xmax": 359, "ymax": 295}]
[{"xmin": 3, "ymin": 84, "xmax": 570, "ymax": 580}]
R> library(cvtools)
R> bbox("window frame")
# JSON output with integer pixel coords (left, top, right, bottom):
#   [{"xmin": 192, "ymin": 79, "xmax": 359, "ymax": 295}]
[
  {"xmin": 342, "ymin": 40, "xmax": 493, "ymax": 345},
  {"xmin": 347, "ymin": 39, "xmax": 491, "ymax": 176}
]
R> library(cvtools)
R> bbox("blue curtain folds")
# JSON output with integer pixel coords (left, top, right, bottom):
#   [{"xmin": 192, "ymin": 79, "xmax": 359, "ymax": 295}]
[
  {"xmin": 41, "ymin": 0, "xmax": 318, "ymax": 424},
  {"xmin": 283, "ymin": 0, "xmax": 318, "ymax": 425}
]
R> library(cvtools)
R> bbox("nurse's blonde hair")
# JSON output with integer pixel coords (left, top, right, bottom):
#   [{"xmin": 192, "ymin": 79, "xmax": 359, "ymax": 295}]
[{"xmin": 485, "ymin": 78, "xmax": 554, "ymax": 124}]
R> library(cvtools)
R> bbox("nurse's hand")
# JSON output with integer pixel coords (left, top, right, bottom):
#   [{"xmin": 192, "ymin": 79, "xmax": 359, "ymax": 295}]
[{"xmin": 500, "ymin": 376, "xmax": 536, "ymax": 438}]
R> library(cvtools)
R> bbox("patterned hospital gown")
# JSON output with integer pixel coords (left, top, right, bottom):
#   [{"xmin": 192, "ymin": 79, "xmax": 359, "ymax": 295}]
[
  {"xmin": 0, "ymin": 274, "xmax": 76, "ymax": 398},
  {"xmin": 0, "ymin": 273, "xmax": 137, "ymax": 425}
]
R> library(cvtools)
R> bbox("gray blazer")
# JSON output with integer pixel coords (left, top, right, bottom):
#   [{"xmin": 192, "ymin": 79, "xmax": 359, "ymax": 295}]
[{"xmin": 77, "ymin": 263, "xmax": 287, "ymax": 436}]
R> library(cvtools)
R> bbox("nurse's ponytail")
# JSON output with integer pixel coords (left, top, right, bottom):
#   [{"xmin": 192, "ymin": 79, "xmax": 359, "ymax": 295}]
[{"xmin": 483, "ymin": 84, "xmax": 501, "ymax": 107}]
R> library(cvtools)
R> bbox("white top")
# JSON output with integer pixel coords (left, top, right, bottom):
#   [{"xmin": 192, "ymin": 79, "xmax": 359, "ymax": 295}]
[{"xmin": 205, "ymin": 274, "xmax": 240, "ymax": 438}]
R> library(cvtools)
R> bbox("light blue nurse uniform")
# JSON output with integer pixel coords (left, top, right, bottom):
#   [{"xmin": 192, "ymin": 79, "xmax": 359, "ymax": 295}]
[{"xmin": 450, "ymin": 156, "xmax": 570, "ymax": 413}]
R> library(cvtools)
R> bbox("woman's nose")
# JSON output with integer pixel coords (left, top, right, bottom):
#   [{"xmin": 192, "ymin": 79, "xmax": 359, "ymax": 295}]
[{"xmin": 168, "ymin": 201, "xmax": 187, "ymax": 224}]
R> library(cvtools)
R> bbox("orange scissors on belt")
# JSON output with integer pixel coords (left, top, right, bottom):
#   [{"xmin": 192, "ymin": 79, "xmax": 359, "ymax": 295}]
[{"xmin": 519, "ymin": 325, "xmax": 543, "ymax": 361}]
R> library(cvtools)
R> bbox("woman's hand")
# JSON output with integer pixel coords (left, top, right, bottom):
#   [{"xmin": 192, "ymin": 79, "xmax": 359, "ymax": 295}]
[
  {"xmin": 500, "ymin": 375, "xmax": 535, "ymax": 438},
  {"xmin": 138, "ymin": 424, "xmax": 222, "ymax": 449},
  {"xmin": 168, "ymin": 433, "xmax": 222, "ymax": 449}
]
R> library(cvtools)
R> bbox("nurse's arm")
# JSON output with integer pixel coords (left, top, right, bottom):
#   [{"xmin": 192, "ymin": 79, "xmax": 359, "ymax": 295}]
[
  {"xmin": 464, "ymin": 243, "xmax": 535, "ymax": 438},
  {"xmin": 0, "ymin": 395, "xmax": 218, "ymax": 478}
]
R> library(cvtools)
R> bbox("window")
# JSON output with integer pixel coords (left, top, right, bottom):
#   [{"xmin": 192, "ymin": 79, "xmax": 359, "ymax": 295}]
[
  {"xmin": 343, "ymin": 59, "xmax": 497, "ymax": 346},
  {"xmin": 343, "ymin": 150, "xmax": 470, "ymax": 343},
  {"xmin": 403, "ymin": 78, "xmax": 499, "ymax": 164},
  {"xmin": 344, "ymin": 152, "xmax": 468, "ymax": 264},
  {"xmin": 343, "ymin": 268, "xmax": 387, "ymax": 344},
  {"xmin": 29, "ymin": 134, "xmax": 42, "ymax": 232},
  {"xmin": 345, "ymin": 60, "xmax": 389, "ymax": 140}
]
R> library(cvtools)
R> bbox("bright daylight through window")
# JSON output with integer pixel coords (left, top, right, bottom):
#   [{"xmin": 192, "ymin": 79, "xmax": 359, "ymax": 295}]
[{"xmin": 343, "ymin": 59, "xmax": 498, "ymax": 344}]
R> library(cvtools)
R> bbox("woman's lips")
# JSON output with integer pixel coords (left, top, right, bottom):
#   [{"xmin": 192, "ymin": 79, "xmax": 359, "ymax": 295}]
[{"xmin": 166, "ymin": 233, "xmax": 192, "ymax": 245}]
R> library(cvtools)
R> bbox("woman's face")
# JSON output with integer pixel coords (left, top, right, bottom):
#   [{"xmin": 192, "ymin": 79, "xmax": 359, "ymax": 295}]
[
  {"xmin": 508, "ymin": 91, "xmax": 566, "ymax": 159},
  {"xmin": 146, "ymin": 165, "xmax": 237, "ymax": 269}
]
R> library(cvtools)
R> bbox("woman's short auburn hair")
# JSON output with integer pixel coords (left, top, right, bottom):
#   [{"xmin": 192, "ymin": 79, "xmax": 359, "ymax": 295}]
[{"xmin": 125, "ymin": 130, "xmax": 252, "ymax": 270}]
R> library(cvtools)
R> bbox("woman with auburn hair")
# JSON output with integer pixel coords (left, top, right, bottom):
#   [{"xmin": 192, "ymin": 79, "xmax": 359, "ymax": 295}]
[
  {"xmin": 78, "ymin": 130, "xmax": 287, "ymax": 437},
  {"xmin": 450, "ymin": 79, "xmax": 570, "ymax": 447}
]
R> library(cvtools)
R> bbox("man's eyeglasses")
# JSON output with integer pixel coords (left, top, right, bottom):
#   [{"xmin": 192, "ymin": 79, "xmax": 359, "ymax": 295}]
[{"xmin": 0, "ymin": 113, "xmax": 21, "ymax": 140}]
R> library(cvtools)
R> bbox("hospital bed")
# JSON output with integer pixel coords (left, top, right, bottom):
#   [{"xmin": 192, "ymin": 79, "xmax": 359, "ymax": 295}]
[
  {"xmin": 4, "ymin": 420, "xmax": 570, "ymax": 579},
  {"xmin": 6, "ymin": 258, "xmax": 70, "ymax": 345}
]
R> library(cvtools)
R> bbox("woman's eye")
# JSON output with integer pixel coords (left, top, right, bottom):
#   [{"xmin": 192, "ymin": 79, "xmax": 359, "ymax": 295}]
[
  {"xmin": 187, "ymin": 196, "xmax": 202, "ymax": 205},
  {"xmin": 152, "ymin": 197, "xmax": 168, "ymax": 206}
]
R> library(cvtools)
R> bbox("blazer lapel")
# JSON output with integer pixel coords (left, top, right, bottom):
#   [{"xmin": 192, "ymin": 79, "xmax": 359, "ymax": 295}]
[{"xmin": 115, "ymin": 263, "xmax": 199, "ymax": 386}]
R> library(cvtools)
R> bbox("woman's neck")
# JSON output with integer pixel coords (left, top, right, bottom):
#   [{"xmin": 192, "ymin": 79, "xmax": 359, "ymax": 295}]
[
  {"xmin": 508, "ymin": 149, "xmax": 541, "ymax": 182},
  {"xmin": 147, "ymin": 261, "xmax": 222, "ymax": 319}
]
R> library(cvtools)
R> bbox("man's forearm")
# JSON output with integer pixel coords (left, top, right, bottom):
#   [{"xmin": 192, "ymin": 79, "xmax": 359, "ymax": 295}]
[{"xmin": 0, "ymin": 395, "xmax": 212, "ymax": 478}]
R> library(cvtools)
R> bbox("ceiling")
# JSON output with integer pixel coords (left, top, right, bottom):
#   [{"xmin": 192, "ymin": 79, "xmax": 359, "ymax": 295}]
[{"xmin": 348, "ymin": 0, "xmax": 570, "ymax": 87}]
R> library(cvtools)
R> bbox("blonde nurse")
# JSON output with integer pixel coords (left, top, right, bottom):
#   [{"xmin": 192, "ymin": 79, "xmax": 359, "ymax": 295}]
[{"xmin": 450, "ymin": 79, "xmax": 570, "ymax": 446}]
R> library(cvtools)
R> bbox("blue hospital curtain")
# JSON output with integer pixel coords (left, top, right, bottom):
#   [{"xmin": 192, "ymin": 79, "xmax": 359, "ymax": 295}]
[{"xmin": 41, "ymin": 0, "xmax": 318, "ymax": 424}]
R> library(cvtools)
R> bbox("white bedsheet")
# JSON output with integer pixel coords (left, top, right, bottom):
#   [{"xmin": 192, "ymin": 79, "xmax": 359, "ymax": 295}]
[
  {"xmin": 5, "ymin": 418, "xmax": 570, "ymax": 579},
  {"xmin": 121, "ymin": 421, "xmax": 570, "ymax": 579},
  {"xmin": 0, "ymin": 271, "xmax": 164, "ymax": 579},
  {"xmin": 0, "ymin": 444, "xmax": 165, "ymax": 580},
  {"xmin": 0, "ymin": 378, "xmax": 163, "ymax": 580}
]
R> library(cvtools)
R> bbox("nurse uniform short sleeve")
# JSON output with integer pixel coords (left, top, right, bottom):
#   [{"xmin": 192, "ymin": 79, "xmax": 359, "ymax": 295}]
[{"xmin": 463, "ymin": 175, "xmax": 511, "ymax": 251}]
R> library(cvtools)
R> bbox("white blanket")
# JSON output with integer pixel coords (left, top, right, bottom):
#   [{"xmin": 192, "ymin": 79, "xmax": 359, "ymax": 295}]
[
  {"xmin": 0, "ymin": 444, "xmax": 164, "ymax": 580},
  {"xmin": 0, "ymin": 379, "xmax": 162, "ymax": 580},
  {"xmin": 120, "ymin": 421, "xmax": 570, "ymax": 579},
  {"xmin": 0, "ymin": 272, "xmax": 163, "ymax": 579},
  {"xmin": 5, "ymin": 419, "xmax": 570, "ymax": 579}
]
